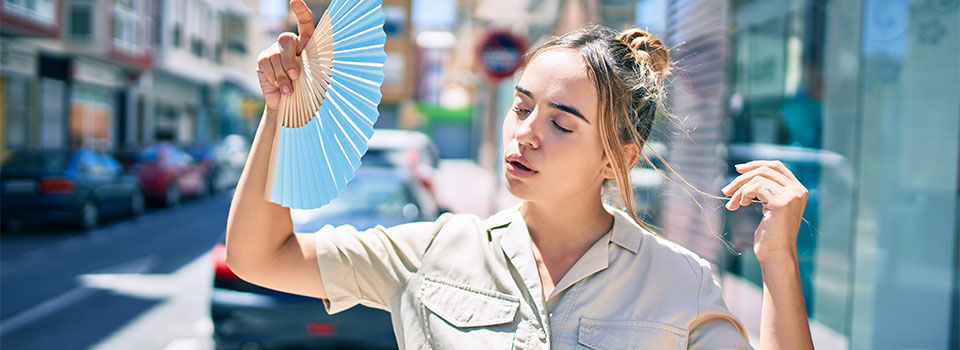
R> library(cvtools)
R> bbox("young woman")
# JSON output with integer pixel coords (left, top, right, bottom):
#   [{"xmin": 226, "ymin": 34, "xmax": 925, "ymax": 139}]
[{"xmin": 226, "ymin": 1, "xmax": 815, "ymax": 348}]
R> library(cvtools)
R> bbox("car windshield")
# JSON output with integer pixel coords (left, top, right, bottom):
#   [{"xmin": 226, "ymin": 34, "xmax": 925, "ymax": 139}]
[{"xmin": 1, "ymin": 152, "xmax": 70, "ymax": 172}]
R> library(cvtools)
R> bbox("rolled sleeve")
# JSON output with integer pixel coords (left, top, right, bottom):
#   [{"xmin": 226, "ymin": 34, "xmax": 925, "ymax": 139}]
[
  {"xmin": 314, "ymin": 213, "xmax": 455, "ymax": 314},
  {"xmin": 688, "ymin": 260, "xmax": 754, "ymax": 350}
]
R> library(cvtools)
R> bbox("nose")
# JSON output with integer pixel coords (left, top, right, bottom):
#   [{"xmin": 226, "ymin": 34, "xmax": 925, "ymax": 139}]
[{"xmin": 514, "ymin": 112, "xmax": 540, "ymax": 149}]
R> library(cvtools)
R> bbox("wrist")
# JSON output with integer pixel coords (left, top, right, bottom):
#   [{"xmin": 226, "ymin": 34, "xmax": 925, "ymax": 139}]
[
  {"xmin": 263, "ymin": 107, "xmax": 278, "ymax": 120},
  {"xmin": 758, "ymin": 252, "xmax": 798, "ymax": 271}
]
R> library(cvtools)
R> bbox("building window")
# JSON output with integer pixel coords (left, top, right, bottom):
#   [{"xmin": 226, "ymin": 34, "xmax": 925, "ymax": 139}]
[
  {"xmin": 3, "ymin": 0, "xmax": 55, "ymax": 24},
  {"xmin": 3, "ymin": 77, "xmax": 30, "ymax": 148},
  {"xmin": 66, "ymin": 1, "xmax": 94, "ymax": 41},
  {"xmin": 190, "ymin": 37, "xmax": 204, "ymax": 57},
  {"xmin": 222, "ymin": 14, "xmax": 248, "ymax": 54},
  {"xmin": 173, "ymin": 24, "xmax": 182, "ymax": 47},
  {"xmin": 112, "ymin": 0, "xmax": 146, "ymax": 54}
]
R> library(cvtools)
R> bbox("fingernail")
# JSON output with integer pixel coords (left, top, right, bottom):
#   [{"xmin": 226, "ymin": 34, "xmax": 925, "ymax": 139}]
[
  {"xmin": 724, "ymin": 200, "xmax": 732, "ymax": 210},
  {"xmin": 281, "ymin": 85, "xmax": 291, "ymax": 95},
  {"xmin": 288, "ymin": 69, "xmax": 298, "ymax": 79},
  {"xmin": 721, "ymin": 184, "xmax": 730, "ymax": 193}
]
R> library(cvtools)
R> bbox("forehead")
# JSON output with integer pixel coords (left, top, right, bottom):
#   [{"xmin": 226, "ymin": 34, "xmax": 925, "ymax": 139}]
[{"xmin": 517, "ymin": 49, "xmax": 598, "ymax": 113}]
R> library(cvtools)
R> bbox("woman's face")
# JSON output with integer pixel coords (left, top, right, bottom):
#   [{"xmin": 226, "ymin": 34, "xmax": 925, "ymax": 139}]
[{"xmin": 502, "ymin": 48, "xmax": 610, "ymax": 202}]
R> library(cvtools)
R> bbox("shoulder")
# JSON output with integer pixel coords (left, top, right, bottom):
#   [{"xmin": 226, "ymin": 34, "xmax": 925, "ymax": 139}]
[
  {"xmin": 641, "ymin": 228, "xmax": 713, "ymax": 279},
  {"xmin": 609, "ymin": 207, "xmax": 713, "ymax": 287}
]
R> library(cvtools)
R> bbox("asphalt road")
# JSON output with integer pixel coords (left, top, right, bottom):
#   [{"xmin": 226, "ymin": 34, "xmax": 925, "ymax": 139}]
[{"xmin": 1, "ymin": 191, "xmax": 234, "ymax": 350}]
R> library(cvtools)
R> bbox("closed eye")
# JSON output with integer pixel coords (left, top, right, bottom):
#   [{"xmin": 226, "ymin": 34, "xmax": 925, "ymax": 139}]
[
  {"xmin": 552, "ymin": 120, "xmax": 572, "ymax": 133},
  {"xmin": 512, "ymin": 106, "xmax": 530, "ymax": 117}
]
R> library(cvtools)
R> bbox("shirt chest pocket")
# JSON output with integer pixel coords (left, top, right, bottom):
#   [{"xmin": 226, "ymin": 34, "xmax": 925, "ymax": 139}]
[
  {"xmin": 577, "ymin": 317, "xmax": 688, "ymax": 350},
  {"xmin": 416, "ymin": 275, "xmax": 520, "ymax": 349}
]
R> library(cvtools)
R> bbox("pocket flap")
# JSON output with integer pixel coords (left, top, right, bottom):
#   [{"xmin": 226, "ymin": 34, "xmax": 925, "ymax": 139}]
[
  {"xmin": 416, "ymin": 275, "xmax": 520, "ymax": 328},
  {"xmin": 578, "ymin": 317, "xmax": 687, "ymax": 350}
]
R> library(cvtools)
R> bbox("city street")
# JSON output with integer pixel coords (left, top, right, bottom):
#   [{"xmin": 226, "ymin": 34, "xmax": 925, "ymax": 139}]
[{"xmin": 0, "ymin": 192, "xmax": 232, "ymax": 350}]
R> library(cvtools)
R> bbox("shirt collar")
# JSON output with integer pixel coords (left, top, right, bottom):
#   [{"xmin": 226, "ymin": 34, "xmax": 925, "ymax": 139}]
[{"xmin": 482, "ymin": 203, "xmax": 644, "ymax": 254}]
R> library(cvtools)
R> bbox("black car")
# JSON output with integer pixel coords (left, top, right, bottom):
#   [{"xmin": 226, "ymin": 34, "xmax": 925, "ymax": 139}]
[
  {"xmin": 0, "ymin": 149, "xmax": 145, "ymax": 231},
  {"xmin": 210, "ymin": 166, "xmax": 439, "ymax": 350}
]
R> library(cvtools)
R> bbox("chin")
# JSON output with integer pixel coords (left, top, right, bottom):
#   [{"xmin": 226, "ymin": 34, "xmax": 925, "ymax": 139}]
[{"xmin": 503, "ymin": 174, "xmax": 533, "ymax": 199}]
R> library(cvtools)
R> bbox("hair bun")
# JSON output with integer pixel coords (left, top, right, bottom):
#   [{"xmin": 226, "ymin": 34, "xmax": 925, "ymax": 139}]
[{"xmin": 617, "ymin": 28, "xmax": 670, "ymax": 81}]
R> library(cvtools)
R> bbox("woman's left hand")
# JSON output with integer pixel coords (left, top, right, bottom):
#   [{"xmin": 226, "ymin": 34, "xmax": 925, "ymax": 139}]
[{"xmin": 721, "ymin": 160, "xmax": 808, "ymax": 265}]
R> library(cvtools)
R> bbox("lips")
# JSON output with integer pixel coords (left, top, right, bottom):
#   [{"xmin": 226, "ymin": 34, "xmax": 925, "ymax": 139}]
[{"xmin": 505, "ymin": 154, "xmax": 536, "ymax": 172}]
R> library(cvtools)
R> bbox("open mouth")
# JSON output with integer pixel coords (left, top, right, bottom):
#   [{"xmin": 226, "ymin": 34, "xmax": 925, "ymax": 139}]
[{"xmin": 509, "ymin": 160, "xmax": 533, "ymax": 172}]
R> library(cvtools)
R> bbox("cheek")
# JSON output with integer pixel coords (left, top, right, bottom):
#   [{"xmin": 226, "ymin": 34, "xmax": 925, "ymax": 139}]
[{"xmin": 501, "ymin": 115, "xmax": 516, "ymax": 143}]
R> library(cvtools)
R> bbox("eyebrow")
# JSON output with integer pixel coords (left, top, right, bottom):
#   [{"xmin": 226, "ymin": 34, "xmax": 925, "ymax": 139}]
[{"xmin": 515, "ymin": 85, "xmax": 590, "ymax": 124}]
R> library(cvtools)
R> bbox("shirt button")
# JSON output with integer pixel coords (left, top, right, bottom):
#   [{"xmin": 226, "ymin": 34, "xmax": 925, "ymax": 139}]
[{"xmin": 538, "ymin": 329, "xmax": 547, "ymax": 341}]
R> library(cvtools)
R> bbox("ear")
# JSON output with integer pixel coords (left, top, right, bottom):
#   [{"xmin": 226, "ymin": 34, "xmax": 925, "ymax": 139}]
[{"xmin": 601, "ymin": 142, "xmax": 641, "ymax": 179}]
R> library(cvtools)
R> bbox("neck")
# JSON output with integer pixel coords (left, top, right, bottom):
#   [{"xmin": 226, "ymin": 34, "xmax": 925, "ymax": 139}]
[{"xmin": 519, "ymin": 188, "xmax": 614, "ymax": 257}]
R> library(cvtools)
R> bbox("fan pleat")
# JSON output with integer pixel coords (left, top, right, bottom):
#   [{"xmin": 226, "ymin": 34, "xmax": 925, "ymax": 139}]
[
  {"xmin": 326, "ymin": 89, "xmax": 372, "ymax": 150},
  {"xmin": 330, "ymin": 0, "xmax": 368, "ymax": 30},
  {"xmin": 303, "ymin": 118, "xmax": 330, "ymax": 206},
  {"xmin": 323, "ymin": 100, "xmax": 363, "ymax": 172},
  {"xmin": 311, "ymin": 106, "xmax": 339, "ymax": 200},
  {"xmin": 317, "ymin": 108, "xmax": 351, "ymax": 192},
  {"xmin": 328, "ymin": 87, "xmax": 374, "ymax": 139}
]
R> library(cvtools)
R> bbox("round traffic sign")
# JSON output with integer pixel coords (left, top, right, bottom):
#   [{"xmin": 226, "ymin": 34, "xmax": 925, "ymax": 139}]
[{"xmin": 476, "ymin": 29, "xmax": 529, "ymax": 81}]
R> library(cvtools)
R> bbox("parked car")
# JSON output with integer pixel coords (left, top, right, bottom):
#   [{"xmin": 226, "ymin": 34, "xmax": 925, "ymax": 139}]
[
  {"xmin": 367, "ymin": 129, "xmax": 440, "ymax": 197},
  {"xmin": 187, "ymin": 135, "xmax": 248, "ymax": 193},
  {"xmin": 0, "ymin": 149, "xmax": 145, "ymax": 231},
  {"xmin": 133, "ymin": 142, "xmax": 210, "ymax": 206},
  {"xmin": 210, "ymin": 166, "xmax": 438, "ymax": 350}
]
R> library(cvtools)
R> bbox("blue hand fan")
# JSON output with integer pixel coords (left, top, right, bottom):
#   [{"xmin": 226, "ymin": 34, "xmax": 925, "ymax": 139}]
[{"xmin": 265, "ymin": 0, "xmax": 386, "ymax": 209}]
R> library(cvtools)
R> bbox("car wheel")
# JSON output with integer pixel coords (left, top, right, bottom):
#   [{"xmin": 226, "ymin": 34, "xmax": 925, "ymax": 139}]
[
  {"xmin": 165, "ymin": 185, "xmax": 181, "ymax": 207},
  {"xmin": 80, "ymin": 201, "xmax": 99, "ymax": 230},
  {"xmin": 130, "ymin": 193, "xmax": 146, "ymax": 216}
]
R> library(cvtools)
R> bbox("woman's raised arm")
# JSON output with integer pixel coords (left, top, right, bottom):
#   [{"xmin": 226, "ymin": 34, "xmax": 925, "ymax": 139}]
[
  {"xmin": 722, "ymin": 160, "xmax": 815, "ymax": 349},
  {"xmin": 224, "ymin": 0, "xmax": 329, "ymax": 299}
]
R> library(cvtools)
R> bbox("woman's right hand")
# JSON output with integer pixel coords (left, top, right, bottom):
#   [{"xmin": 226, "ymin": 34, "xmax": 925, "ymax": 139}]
[{"xmin": 256, "ymin": 0, "xmax": 316, "ymax": 112}]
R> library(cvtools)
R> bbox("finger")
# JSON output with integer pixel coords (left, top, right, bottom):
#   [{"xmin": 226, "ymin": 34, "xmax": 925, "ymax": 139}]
[
  {"xmin": 736, "ymin": 160, "xmax": 799, "ymax": 183},
  {"xmin": 278, "ymin": 33, "xmax": 300, "ymax": 80},
  {"xmin": 257, "ymin": 52, "xmax": 279, "ymax": 88},
  {"xmin": 270, "ymin": 55, "xmax": 292, "ymax": 95},
  {"xmin": 726, "ymin": 177, "xmax": 764, "ymax": 210},
  {"xmin": 722, "ymin": 166, "xmax": 791, "ymax": 195},
  {"xmin": 739, "ymin": 177, "xmax": 767, "ymax": 207},
  {"xmin": 290, "ymin": 0, "xmax": 315, "ymax": 53}
]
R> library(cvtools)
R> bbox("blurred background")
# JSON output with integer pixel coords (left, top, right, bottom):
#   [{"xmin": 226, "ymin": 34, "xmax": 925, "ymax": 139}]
[{"xmin": 0, "ymin": 0, "xmax": 957, "ymax": 349}]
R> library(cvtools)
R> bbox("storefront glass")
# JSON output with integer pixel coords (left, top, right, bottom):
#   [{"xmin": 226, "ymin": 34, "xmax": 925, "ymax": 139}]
[{"xmin": 722, "ymin": 0, "xmax": 959, "ymax": 348}]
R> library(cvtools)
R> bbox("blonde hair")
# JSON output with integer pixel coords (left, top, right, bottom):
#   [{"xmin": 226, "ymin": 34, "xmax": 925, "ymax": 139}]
[{"xmin": 523, "ymin": 25, "xmax": 676, "ymax": 236}]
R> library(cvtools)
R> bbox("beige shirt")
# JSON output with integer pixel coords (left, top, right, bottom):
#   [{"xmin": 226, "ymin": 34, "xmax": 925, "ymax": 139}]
[{"xmin": 314, "ymin": 204, "xmax": 752, "ymax": 349}]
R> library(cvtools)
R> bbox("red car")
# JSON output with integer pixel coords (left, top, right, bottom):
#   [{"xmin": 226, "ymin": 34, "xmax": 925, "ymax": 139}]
[{"xmin": 133, "ymin": 143, "xmax": 211, "ymax": 206}]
